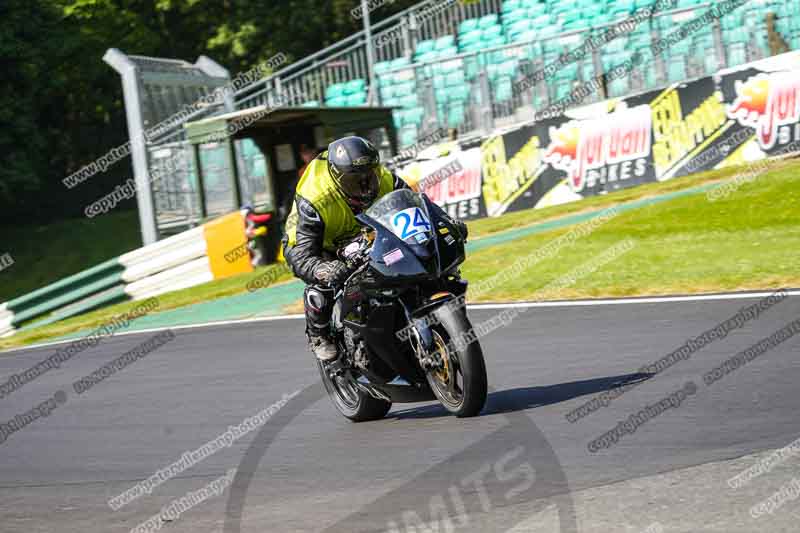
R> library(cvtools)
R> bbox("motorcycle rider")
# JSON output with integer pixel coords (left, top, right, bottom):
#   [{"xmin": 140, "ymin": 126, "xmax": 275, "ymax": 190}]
[{"xmin": 282, "ymin": 135, "xmax": 467, "ymax": 361}]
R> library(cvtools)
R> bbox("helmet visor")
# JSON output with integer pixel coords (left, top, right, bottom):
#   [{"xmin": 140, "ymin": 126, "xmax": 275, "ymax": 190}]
[{"xmin": 339, "ymin": 168, "xmax": 379, "ymax": 205}]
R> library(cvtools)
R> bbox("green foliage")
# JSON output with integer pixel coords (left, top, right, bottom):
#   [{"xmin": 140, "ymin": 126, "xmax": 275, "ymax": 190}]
[
  {"xmin": 0, "ymin": 0, "xmax": 419, "ymax": 223},
  {"xmin": 0, "ymin": 210, "xmax": 141, "ymax": 302}
]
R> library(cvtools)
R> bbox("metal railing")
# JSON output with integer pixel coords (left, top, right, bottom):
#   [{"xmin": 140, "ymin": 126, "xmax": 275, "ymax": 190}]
[
  {"xmin": 233, "ymin": 0, "xmax": 504, "ymax": 108},
  {"xmin": 290, "ymin": 1, "xmax": 789, "ymax": 147}
]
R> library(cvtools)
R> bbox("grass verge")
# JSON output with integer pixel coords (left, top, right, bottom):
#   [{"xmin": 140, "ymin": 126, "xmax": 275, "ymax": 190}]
[
  {"xmin": 462, "ymin": 161, "xmax": 799, "ymax": 300},
  {"xmin": 0, "ymin": 264, "xmax": 294, "ymax": 350},
  {"xmin": 0, "ymin": 210, "xmax": 143, "ymax": 302}
]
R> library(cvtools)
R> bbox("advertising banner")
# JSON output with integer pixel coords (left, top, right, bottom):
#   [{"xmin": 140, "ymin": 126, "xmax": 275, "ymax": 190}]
[
  {"xmin": 398, "ymin": 51, "xmax": 800, "ymax": 222},
  {"xmin": 398, "ymin": 147, "xmax": 486, "ymax": 220}
]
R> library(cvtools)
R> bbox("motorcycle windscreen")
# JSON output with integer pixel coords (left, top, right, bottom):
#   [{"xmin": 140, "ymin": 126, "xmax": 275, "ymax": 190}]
[{"xmin": 366, "ymin": 190, "xmax": 434, "ymax": 259}]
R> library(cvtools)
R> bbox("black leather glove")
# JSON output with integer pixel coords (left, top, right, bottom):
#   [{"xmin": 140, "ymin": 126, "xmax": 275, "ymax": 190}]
[{"xmin": 313, "ymin": 260, "xmax": 350, "ymax": 287}]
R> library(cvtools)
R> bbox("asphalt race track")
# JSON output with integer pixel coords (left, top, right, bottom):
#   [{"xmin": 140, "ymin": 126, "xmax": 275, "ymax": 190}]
[{"xmin": 1, "ymin": 293, "xmax": 799, "ymax": 532}]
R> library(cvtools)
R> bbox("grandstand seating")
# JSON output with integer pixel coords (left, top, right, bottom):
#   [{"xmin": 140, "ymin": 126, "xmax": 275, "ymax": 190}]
[{"xmin": 311, "ymin": 0, "xmax": 796, "ymax": 146}]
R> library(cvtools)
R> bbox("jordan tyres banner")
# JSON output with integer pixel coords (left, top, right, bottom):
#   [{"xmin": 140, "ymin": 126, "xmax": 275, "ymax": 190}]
[
  {"xmin": 397, "ymin": 51, "xmax": 800, "ymax": 221},
  {"xmin": 716, "ymin": 52, "xmax": 800, "ymax": 165},
  {"xmin": 480, "ymin": 118, "xmax": 570, "ymax": 217},
  {"xmin": 397, "ymin": 147, "xmax": 486, "ymax": 220}
]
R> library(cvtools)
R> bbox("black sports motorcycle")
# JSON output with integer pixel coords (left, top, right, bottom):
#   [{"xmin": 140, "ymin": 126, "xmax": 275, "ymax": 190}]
[{"xmin": 318, "ymin": 189, "xmax": 487, "ymax": 421}]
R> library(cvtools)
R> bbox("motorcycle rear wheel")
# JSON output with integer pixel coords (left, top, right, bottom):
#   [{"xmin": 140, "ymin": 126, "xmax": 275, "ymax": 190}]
[{"xmin": 317, "ymin": 361, "xmax": 392, "ymax": 422}]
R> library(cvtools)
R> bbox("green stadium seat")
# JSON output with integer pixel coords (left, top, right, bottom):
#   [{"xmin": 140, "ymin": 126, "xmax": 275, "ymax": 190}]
[
  {"xmin": 558, "ymin": 10, "xmax": 583, "ymax": 25},
  {"xmin": 514, "ymin": 29, "xmax": 540, "ymax": 46},
  {"xmin": 445, "ymin": 70, "xmax": 465, "ymax": 86},
  {"xmin": 479, "ymin": 14, "xmax": 500, "ymax": 28},
  {"xmin": 581, "ymin": 4, "xmax": 606, "ymax": 20},
  {"xmin": 667, "ymin": 59, "xmax": 686, "ymax": 82},
  {"xmin": 461, "ymin": 41, "xmax": 483, "ymax": 54},
  {"xmin": 416, "ymin": 51, "xmax": 439, "ymax": 63},
  {"xmin": 498, "ymin": 59, "xmax": 518, "ymax": 79},
  {"xmin": 494, "ymin": 77, "xmax": 514, "ymax": 102},
  {"xmin": 539, "ymin": 25, "xmax": 559, "ymax": 39},
  {"xmin": 415, "ymin": 40, "xmax": 437, "ymax": 56},
  {"xmin": 581, "ymin": 60, "xmax": 596, "ymax": 81},
  {"xmin": 401, "ymin": 94, "xmax": 419, "ymax": 108},
  {"xmin": 752, "ymin": 26, "xmax": 770, "ymax": 54},
  {"xmin": 399, "ymin": 125, "xmax": 418, "ymax": 147},
  {"xmin": 775, "ymin": 2, "xmax": 792, "ymax": 18},
  {"xmin": 390, "ymin": 57, "xmax": 411, "ymax": 68},
  {"xmin": 374, "ymin": 61, "xmax": 393, "ymax": 74},
  {"xmin": 404, "ymin": 107, "xmax": 425, "ymax": 126},
  {"xmin": 482, "ymin": 25, "xmax": 505, "ymax": 40},
  {"xmin": 301, "ymin": 100, "xmax": 320, "ymax": 107},
  {"xmin": 346, "ymin": 92, "xmax": 367, "ymax": 106},
  {"xmin": 554, "ymin": 82, "xmax": 572, "ymax": 101},
  {"xmin": 325, "ymin": 95, "xmax": 348, "ymax": 107},
  {"xmin": 437, "ymin": 46, "xmax": 459, "ymax": 59},
  {"xmin": 325, "ymin": 83, "xmax": 347, "ymax": 100},
  {"xmin": 438, "ymin": 58, "xmax": 463, "ymax": 73},
  {"xmin": 447, "ymin": 103, "xmax": 466, "ymax": 128},
  {"xmin": 502, "ymin": 0, "xmax": 523, "ymax": 12},
  {"xmin": 526, "ymin": 1, "xmax": 547, "ymax": 16},
  {"xmin": 435, "ymin": 36, "xmax": 456, "ymax": 50},
  {"xmin": 449, "ymin": 85, "xmax": 471, "ymax": 102},
  {"xmin": 643, "ymin": 64, "xmax": 657, "ymax": 88},
  {"xmin": 393, "ymin": 81, "xmax": 416, "ymax": 96},
  {"xmin": 502, "ymin": 9, "xmax": 528, "ymax": 25},
  {"xmin": 507, "ymin": 19, "xmax": 533, "ymax": 36},
  {"xmin": 532, "ymin": 14, "xmax": 551, "ymax": 27},
  {"xmin": 459, "ymin": 29, "xmax": 483, "ymax": 48},
  {"xmin": 724, "ymin": 27, "xmax": 749, "ymax": 44},
  {"xmin": 459, "ymin": 18, "xmax": 480, "ymax": 34},
  {"xmin": 727, "ymin": 43, "xmax": 747, "ymax": 66},
  {"xmin": 393, "ymin": 112, "xmax": 403, "ymax": 129},
  {"xmin": 485, "ymin": 36, "xmax": 508, "ymax": 49},
  {"xmin": 377, "ymin": 74, "xmax": 393, "ymax": 88},
  {"xmin": 380, "ymin": 85, "xmax": 395, "ymax": 99},
  {"xmin": 344, "ymin": 79, "xmax": 366, "ymax": 95},
  {"xmin": 542, "ymin": 40, "xmax": 564, "ymax": 55},
  {"xmin": 608, "ymin": 77, "xmax": 629, "ymax": 97},
  {"xmin": 775, "ymin": 18, "xmax": 791, "ymax": 37},
  {"xmin": 464, "ymin": 56, "xmax": 481, "ymax": 79},
  {"xmin": 721, "ymin": 12, "xmax": 744, "ymax": 30}
]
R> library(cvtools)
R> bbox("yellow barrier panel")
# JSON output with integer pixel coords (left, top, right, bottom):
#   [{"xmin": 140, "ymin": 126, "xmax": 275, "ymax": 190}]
[{"xmin": 204, "ymin": 212, "xmax": 254, "ymax": 279}]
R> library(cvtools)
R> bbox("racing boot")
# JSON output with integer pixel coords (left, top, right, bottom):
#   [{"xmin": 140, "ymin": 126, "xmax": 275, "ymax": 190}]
[
  {"xmin": 305, "ymin": 285, "xmax": 338, "ymax": 361},
  {"xmin": 308, "ymin": 331, "xmax": 338, "ymax": 362}
]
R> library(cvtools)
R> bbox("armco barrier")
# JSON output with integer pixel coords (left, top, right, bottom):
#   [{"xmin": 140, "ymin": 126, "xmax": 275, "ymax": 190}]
[
  {"xmin": 0, "ymin": 212, "xmax": 252, "ymax": 337},
  {"xmin": 398, "ymin": 51, "xmax": 800, "ymax": 220}
]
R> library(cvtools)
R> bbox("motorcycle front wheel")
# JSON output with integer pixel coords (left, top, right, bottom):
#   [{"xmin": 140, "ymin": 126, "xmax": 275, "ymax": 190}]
[
  {"xmin": 425, "ymin": 306, "xmax": 488, "ymax": 417},
  {"xmin": 317, "ymin": 361, "xmax": 392, "ymax": 422}
]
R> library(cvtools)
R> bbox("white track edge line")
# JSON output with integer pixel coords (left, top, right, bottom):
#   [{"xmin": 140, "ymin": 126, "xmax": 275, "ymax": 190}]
[{"xmin": 2, "ymin": 290, "xmax": 798, "ymax": 354}]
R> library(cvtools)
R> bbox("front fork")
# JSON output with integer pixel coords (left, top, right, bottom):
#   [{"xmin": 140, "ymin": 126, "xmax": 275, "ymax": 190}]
[{"xmin": 401, "ymin": 290, "xmax": 462, "ymax": 371}]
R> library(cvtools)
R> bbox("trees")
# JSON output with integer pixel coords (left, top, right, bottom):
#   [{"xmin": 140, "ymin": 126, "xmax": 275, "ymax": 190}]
[{"xmin": 0, "ymin": 0, "xmax": 419, "ymax": 223}]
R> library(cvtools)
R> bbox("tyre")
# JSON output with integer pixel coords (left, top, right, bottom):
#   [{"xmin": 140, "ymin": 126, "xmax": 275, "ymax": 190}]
[
  {"xmin": 424, "ymin": 305, "xmax": 488, "ymax": 417},
  {"xmin": 317, "ymin": 361, "xmax": 392, "ymax": 422}
]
